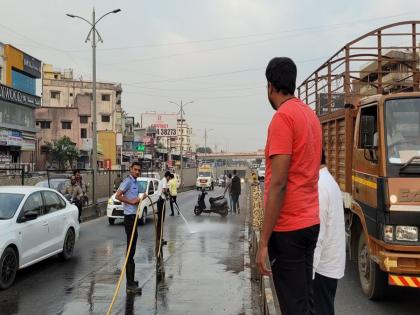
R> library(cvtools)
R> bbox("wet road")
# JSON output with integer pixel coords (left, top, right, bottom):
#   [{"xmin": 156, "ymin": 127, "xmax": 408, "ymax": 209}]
[{"xmin": 0, "ymin": 187, "xmax": 251, "ymax": 315}]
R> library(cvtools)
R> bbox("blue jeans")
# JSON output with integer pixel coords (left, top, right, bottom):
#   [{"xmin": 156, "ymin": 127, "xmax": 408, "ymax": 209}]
[{"xmin": 231, "ymin": 194, "xmax": 239, "ymax": 212}]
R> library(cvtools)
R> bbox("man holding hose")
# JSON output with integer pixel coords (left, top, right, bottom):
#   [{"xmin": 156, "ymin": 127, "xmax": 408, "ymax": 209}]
[{"xmin": 116, "ymin": 161, "xmax": 143, "ymax": 295}]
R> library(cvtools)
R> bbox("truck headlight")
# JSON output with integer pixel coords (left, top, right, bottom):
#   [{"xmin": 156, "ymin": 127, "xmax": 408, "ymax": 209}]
[
  {"xmin": 108, "ymin": 198, "xmax": 114, "ymax": 205},
  {"xmin": 396, "ymin": 226, "xmax": 418, "ymax": 242},
  {"xmin": 384, "ymin": 225, "xmax": 394, "ymax": 242}
]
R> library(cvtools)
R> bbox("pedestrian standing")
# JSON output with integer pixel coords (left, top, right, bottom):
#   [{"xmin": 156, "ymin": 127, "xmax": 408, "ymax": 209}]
[
  {"xmin": 62, "ymin": 175, "xmax": 83, "ymax": 223},
  {"xmin": 256, "ymin": 57, "xmax": 322, "ymax": 315},
  {"xmin": 224, "ymin": 173, "xmax": 233, "ymax": 212},
  {"xmin": 156, "ymin": 171, "xmax": 171, "ymax": 255},
  {"xmin": 168, "ymin": 173, "xmax": 179, "ymax": 216},
  {"xmin": 230, "ymin": 170, "xmax": 241, "ymax": 214},
  {"xmin": 115, "ymin": 162, "xmax": 143, "ymax": 295},
  {"xmin": 74, "ymin": 169, "xmax": 88, "ymax": 206},
  {"xmin": 313, "ymin": 150, "xmax": 346, "ymax": 315}
]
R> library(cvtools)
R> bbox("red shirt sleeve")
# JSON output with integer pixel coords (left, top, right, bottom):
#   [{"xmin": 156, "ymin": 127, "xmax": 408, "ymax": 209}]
[{"xmin": 268, "ymin": 111, "xmax": 294, "ymax": 157}]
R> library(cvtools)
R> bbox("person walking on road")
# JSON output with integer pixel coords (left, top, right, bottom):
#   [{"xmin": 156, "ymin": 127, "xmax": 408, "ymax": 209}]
[
  {"xmin": 224, "ymin": 173, "xmax": 233, "ymax": 211},
  {"xmin": 168, "ymin": 173, "xmax": 179, "ymax": 216},
  {"xmin": 256, "ymin": 57, "xmax": 322, "ymax": 315},
  {"xmin": 115, "ymin": 162, "xmax": 143, "ymax": 295},
  {"xmin": 313, "ymin": 150, "xmax": 346, "ymax": 315},
  {"xmin": 230, "ymin": 170, "xmax": 241, "ymax": 214},
  {"xmin": 62, "ymin": 175, "xmax": 84, "ymax": 223}
]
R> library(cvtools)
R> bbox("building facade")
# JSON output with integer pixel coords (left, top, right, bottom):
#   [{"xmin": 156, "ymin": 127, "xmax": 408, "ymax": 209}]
[
  {"xmin": 0, "ymin": 44, "xmax": 41, "ymax": 170},
  {"xmin": 39, "ymin": 64, "xmax": 124, "ymax": 169}
]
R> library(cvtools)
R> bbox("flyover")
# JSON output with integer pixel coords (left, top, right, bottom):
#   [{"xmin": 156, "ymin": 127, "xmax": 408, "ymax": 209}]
[{"xmin": 197, "ymin": 151, "xmax": 264, "ymax": 160}]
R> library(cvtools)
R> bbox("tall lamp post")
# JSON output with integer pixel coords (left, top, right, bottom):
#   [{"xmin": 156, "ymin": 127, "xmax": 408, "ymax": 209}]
[
  {"xmin": 66, "ymin": 8, "xmax": 121, "ymax": 206},
  {"xmin": 169, "ymin": 100, "xmax": 194, "ymax": 188},
  {"xmin": 204, "ymin": 128, "xmax": 214, "ymax": 158}
]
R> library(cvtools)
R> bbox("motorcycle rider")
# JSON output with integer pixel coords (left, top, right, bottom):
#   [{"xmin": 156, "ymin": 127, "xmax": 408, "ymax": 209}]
[{"xmin": 62, "ymin": 175, "xmax": 83, "ymax": 223}]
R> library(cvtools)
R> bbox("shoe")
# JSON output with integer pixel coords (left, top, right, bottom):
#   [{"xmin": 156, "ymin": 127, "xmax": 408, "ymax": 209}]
[
  {"xmin": 126, "ymin": 284, "xmax": 142, "ymax": 295},
  {"xmin": 178, "ymin": 212, "xmax": 180, "ymax": 215},
  {"xmin": 170, "ymin": 213, "xmax": 174, "ymax": 216}
]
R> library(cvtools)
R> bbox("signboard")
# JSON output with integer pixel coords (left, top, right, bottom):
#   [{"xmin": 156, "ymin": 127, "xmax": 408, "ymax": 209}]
[
  {"xmin": 23, "ymin": 53, "xmax": 42, "ymax": 78},
  {"xmin": 81, "ymin": 138, "xmax": 92, "ymax": 151},
  {"xmin": 21, "ymin": 139, "xmax": 35, "ymax": 151},
  {"xmin": 0, "ymin": 129, "xmax": 22, "ymax": 146},
  {"xmin": 0, "ymin": 83, "xmax": 41, "ymax": 107},
  {"xmin": 141, "ymin": 112, "xmax": 177, "ymax": 137}
]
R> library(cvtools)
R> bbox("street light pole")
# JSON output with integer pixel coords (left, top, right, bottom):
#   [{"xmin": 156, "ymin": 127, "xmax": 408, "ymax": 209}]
[
  {"xmin": 204, "ymin": 128, "xmax": 214, "ymax": 158},
  {"xmin": 66, "ymin": 8, "xmax": 121, "ymax": 207},
  {"xmin": 169, "ymin": 100, "xmax": 193, "ymax": 189}
]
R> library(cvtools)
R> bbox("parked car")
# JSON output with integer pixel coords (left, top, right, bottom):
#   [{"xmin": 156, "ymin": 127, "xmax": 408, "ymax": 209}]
[
  {"xmin": 257, "ymin": 166, "xmax": 265, "ymax": 182},
  {"xmin": 0, "ymin": 186, "xmax": 80, "ymax": 290},
  {"xmin": 107, "ymin": 177, "xmax": 160, "ymax": 225}
]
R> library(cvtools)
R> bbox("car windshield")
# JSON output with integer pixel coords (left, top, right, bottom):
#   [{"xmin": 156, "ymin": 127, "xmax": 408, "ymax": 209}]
[
  {"xmin": 385, "ymin": 98, "xmax": 420, "ymax": 164},
  {"xmin": 36, "ymin": 179, "xmax": 69, "ymax": 191},
  {"xmin": 137, "ymin": 180, "xmax": 147, "ymax": 193},
  {"xmin": 0, "ymin": 193, "xmax": 25, "ymax": 219},
  {"xmin": 199, "ymin": 172, "xmax": 211, "ymax": 177}
]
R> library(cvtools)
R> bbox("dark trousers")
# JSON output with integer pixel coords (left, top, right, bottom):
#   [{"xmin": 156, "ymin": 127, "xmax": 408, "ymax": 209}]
[
  {"xmin": 74, "ymin": 199, "xmax": 82, "ymax": 222},
  {"xmin": 124, "ymin": 215, "xmax": 138, "ymax": 266},
  {"xmin": 231, "ymin": 194, "xmax": 239, "ymax": 212},
  {"xmin": 169, "ymin": 195, "xmax": 178, "ymax": 215},
  {"xmin": 314, "ymin": 273, "xmax": 338, "ymax": 315},
  {"xmin": 268, "ymin": 224, "xmax": 320, "ymax": 315},
  {"xmin": 156, "ymin": 197, "xmax": 166, "ymax": 254}
]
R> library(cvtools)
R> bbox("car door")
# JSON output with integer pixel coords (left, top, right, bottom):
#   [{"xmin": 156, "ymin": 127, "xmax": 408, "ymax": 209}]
[
  {"xmin": 18, "ymin": 192, "xmax": 49, "ymax": 266},
  {"xmin": 42, "ymin": 190, "xmax": 68, "ymax": 253}
]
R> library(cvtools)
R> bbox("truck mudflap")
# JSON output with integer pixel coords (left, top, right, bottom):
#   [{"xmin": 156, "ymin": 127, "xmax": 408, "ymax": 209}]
[{"xmin": 389, "ymin": 275, "xmax": 420, "ymax": 288}]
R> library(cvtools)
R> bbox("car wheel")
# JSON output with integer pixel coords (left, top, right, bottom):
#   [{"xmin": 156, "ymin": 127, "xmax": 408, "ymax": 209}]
[
  {"xmin": 60, "ymin": 229, "xmax": 75, "ymax": 261},
  {"xmin": 140, "ymin": 208, "xmax": 147, "ymax": 225},
  {"xmin": 108, "ymin": 218, "xmax": 115, "ymax": 225},
  {"xmin": 0, "ymin": 247, "xmax": 18, "ymax": 290}
]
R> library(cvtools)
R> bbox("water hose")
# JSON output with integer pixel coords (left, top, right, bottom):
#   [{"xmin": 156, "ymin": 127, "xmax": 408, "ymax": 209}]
[{"xmin": 106, "ymin": 195, "xmax": 165, "ymax": 315}]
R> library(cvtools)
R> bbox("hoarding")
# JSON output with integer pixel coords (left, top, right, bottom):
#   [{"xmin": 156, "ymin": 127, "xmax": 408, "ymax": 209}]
[{"xmin": 141, "ymin": 112, "xmax": 177, "ymax": 137}]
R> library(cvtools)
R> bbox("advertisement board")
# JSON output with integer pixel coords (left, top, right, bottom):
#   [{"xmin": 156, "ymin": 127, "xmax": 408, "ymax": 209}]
[{"xmin": 141, "ymin": 112, "xmax": 177, "ymax": 137}]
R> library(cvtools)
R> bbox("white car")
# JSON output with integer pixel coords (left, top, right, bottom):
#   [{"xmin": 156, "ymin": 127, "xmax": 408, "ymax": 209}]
[
  {"xmin": 0, "ymin": 186, "xmax": 80, "ymax": 290},
  {"xmin": 142, "ymin": 171, "xmax": 161, "ymax": 180},
  {"xmin": 257, "ymin": 166, "xmax": 265, "ymax": 181},
  {"xmin": 107, "ymin": 177, "xmax": 160, "ymax": 225}
]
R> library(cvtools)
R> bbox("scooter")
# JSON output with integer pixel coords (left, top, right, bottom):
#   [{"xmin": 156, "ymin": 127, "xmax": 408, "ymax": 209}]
[{"xmin": 194, "ymin": 188, "xmax": 228, "ymax": 217}]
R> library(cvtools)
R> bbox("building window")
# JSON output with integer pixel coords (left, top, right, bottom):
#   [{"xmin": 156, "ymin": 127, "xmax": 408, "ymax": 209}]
[
  {"xmin": 81, "ymin": 128, "xmax": 87, "ymax": 139},
  {"xmin": 36, "ymin": 121, "xmax": 51, "ymax": 129},
  {"xmin": 101, "ymin": 115, "xmax": 110, "ymax": 123},
  {"xmin": 54, "ymin": 74, "xmax": 59, "ymax": 79},
  {"xmin": 101, "ymin": 94, "xmax": 111, "ymax": 101},
  {"xmin": 12, "ymin": 69, "xmax": 36, "ymax": 95},
  {"xmin": 70, "ymin": 93, "xmax": 73, "ymax": 97},
  {"xmin": 50, "ymin": 91, "xmax": 61, "ymax": 100},
  {"xmin": 80, "ymin": 116, "xmax": 88, "ymax": 124},
  {"xmin": 62, "ymin": 121, "xmax": 72, "ymax": 129}
]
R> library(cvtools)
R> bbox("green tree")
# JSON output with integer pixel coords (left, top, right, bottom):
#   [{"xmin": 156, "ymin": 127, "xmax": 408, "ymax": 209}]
[
  {"xmin": 45, "ymin": 136, "xmax": 79, "ymax": 169},
  {"xmin": 196, "ymin": 147, "xmax": 213, "ymax": 154}
]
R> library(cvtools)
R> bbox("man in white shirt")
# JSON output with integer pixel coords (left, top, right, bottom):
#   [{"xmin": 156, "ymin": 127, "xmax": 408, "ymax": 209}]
[{"xmin": 313, "ymin": 151, "xmax": 346, "ymax": 315}]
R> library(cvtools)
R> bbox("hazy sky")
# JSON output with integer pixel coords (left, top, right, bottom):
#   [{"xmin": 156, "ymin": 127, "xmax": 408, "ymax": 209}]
[{"xmin": 2, "ymin": 0, "xmax": 420, "ymax": 152}]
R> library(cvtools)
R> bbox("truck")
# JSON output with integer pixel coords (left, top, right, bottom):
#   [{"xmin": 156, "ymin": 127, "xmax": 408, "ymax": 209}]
[
  {"xmin": 298, "ymin": 21, "xmax": 420, "ymax": 299},
  {"xmin": 196, "ymin": 163, "xmax": 215, "ymax": 190}
]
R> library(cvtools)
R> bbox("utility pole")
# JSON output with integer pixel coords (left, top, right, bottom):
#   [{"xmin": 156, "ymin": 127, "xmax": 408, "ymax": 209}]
[
  {"xmin": 169, "ymin": 100, "xmax": 193, "ymax": 189},
  {"xmin": 204, "ymin": 128, "xmax": 214, "ymax": 158},
  {"xmin": 67, "ymin": 8, "xmax": 121, "ymax": 207}
]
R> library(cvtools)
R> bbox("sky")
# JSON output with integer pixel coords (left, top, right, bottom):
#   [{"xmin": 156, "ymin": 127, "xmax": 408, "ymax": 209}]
[{"xmin": 1, "ymin": 0, "xmax": 420, "ymax": 152}]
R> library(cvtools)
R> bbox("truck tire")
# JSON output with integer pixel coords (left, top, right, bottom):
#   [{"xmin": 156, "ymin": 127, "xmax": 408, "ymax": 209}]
[{"xmin": 357, "ymin": 232, "xmax": 387, "ymax": 300}]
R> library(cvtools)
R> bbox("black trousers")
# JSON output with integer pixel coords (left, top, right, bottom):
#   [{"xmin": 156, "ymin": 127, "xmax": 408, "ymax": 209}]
[
  {"xmin": 169, "ymin": 195, "xmax": 178, "ymax": 214},
  {"xmin": 156, "ymin": 198, "xmax": 166, "ymax": 254},
  {"xmin": 314, "ymin": 273, "xmax": 338, "ymax": 315},
  {"xmin": 268, "ymin": 224, "xmax": 320, "ymax": 315},
  {"xmin": 124, "ymin": 215, "xmax": 138, "ymax": 266},
  {"xmin": 74, "ymin": 199, "xmax": 82, "ymax": 221}
]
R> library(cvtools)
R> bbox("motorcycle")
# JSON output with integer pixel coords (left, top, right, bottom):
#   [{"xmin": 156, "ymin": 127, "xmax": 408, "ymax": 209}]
[{"xmin": 194, "ymin": 188, "xmax": 228, "ymax": 217}]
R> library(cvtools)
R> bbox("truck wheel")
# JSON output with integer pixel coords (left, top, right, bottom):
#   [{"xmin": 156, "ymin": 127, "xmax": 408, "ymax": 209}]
[{"xmin": 358, "ymin": 232, "xmax": 387, "ymax": 300}]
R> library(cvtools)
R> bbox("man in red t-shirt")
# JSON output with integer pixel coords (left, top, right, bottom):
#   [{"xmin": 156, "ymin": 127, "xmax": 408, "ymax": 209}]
[{"xmin": 256, "ymin": 57, "xmax": 322, "ymax": 315}]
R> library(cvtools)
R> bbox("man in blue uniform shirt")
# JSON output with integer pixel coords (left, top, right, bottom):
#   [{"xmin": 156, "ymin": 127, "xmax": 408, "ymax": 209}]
[{"xmin": 116, "ymin": 162, "xmax": 143, "ymax": 294}]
